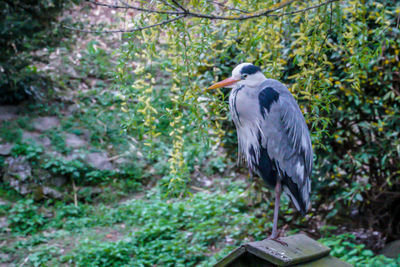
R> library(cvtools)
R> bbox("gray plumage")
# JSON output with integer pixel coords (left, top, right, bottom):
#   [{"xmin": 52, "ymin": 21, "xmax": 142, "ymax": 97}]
[
  {"xmin": 208, "ymin": 63, "xmax": 313, "ymax": 239},
  {"xmin": 230, "ymin": 78, "xmax": 312, "ymax": 213},
  {"xmin": 225, "ymin": 63, "xmax": 312, "ymax": 215}
]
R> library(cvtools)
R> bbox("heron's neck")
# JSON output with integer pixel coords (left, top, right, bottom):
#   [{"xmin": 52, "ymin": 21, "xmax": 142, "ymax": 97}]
[{"xmin": 243, "ymin": 72, "xmax": 267, "ymax": 88}]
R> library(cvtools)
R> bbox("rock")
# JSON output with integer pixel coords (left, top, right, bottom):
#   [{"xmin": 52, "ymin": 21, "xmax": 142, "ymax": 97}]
[
  {"xmin": 0, "ymin": 106, "xmax": 18, "ymax": 121},
  {"xmin": 380, "ymin": 240, "xmax": 400, "ymax": 259},
  {"xmin": 80, "ymin": 129, "xmax": 91, "ymax": 140},
  {"xmin": 51, "ymin": 176, "xmax": 68, "ymax": 187},
  {"xmin": 0, "ymin": 217, "xmax": 9, "ymax": 229},
  {"xmin": 84, "ymin": 152, "xmax": 113, "ymax": 170},
  {"xmin": 33, "ymin": 168, "xmax": 52, "ymax": 182},
  {"xmin": 22, "ymin": 131, "xmax": 51, "ymax": 147},
  {"xmin": 33, "ymin": 186, "xmax": 45, "ymax": 201},
  {"xmin": 65, "ymin": 133, "xmax": 87, "ymax": 148},
  {"xmin": 4, "ymin": 157, "xmax": 31, "ymax": 182},
  {"xmin": 3, "ymin": 157, "xmax": 32, "ymax": 195},
  {"xmin": 33, "ymin": 185, "xmax": 64, "ymax": 200},
  {"xmin": 79, "ymin": 186, "xmax": 103, "ymax": 200},
  {"xmin": 32, "ymin": 116, "xmax": 60, "ymax": 131},
  {"xmin": 66, "ymin": 104, "xmax": 80, "ymax": 115},
  {"xmin": 14, "ymin": 183, "xmax": 31, "ymax": 195},
  {"xmin": 352, "ymin": 228, "xmax": 385, "ymax": 252},
  {"xmin": 32, "ymin": 168, "xmax": 67, "ymax": 187},
  {"xmin": 0, "ymin": 253, "xmax": 10, "ymax": 262},
  {"xmin": 3, "ymin": 156, "xmax": 67, "ymax": 198},
  {"xmin": 64, "ymin": 152, "xmax": 81, "ymax": 161},
  {"xmin": 0, "ymin": 143, "xmax": 13, "ymax": 156},
  {"xmin": 42, "ymin": 186, "xmax": 63, "ymax": 199},
  {"xmin": 114, "ymin": 157, "xmax": 130, "ymax": 166},
  {"xmin": 45, "ymin": 151, "xmax": 62, "ymax": 158}
]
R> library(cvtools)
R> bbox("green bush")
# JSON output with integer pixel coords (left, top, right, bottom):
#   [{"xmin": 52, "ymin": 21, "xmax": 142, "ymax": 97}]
[
  {"xmin": 118, "ymin": 0, "xmax": 400, "ymax": 241},
  {"xmin": 0, "ymin": 0, "xmax": 79, "ymax": 104},
  {"xmin": 62, "ymin": 184, "xmax": 256, "ymax": 266},
  {"xmin": 11, "ymin": 142, "xmax": 44, "ymax": 160},
  {"xmin": 7, "ymin": 199, "xmax": 47, "ymax": 235},
  {"xmin": 320, "ymin": 234, "xmax": 400, "ymax": 267},
  {"xmin": 312, "ymin": 1, "xmax": 400, "ymax": 241}
]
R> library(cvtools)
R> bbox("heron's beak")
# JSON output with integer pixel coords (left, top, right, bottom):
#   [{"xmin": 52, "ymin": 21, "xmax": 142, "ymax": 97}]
[{"xmin": 208, "ymin": 77, "xmax": 239, "ymax": 90}]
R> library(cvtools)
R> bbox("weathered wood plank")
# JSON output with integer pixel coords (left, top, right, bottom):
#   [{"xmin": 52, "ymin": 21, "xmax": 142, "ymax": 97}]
[
  {"xmin": 245, "ymin": 234, "xmax": 331, "ymax": 266},
  {"xmin": 218, "ymin": 251, "xmax": 276, "ymax": 267},
  {"xmin": 292, "ymin": 255, "xmax": 353, "ymax": 267},
  {"xmin": 214, "ymin": 247, "xmax": 247, "ymax": 267},
  {"xmin": 247, "ymin": 234, "xmax": 330, "ymax": 266},
  {"xmin": 214, "ymin": 234, "xmax": 334, "ymax": 267}
]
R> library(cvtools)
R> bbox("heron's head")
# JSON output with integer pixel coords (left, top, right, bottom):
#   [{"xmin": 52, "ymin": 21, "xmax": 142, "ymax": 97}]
[{"xmin": 208, "ymin": 63, "xmax": 266, "ymax": 90}]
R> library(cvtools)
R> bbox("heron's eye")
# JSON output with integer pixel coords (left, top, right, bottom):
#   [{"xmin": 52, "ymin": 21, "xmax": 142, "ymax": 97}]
[{"xmin": 241, "ymin": 74, "xmax": 248, "ymax": 80}]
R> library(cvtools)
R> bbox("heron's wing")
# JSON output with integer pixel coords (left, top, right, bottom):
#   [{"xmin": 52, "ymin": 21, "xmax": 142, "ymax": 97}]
[{"xmin": 258, "ymin": 86, "xmax": 313, "ymax": 213}]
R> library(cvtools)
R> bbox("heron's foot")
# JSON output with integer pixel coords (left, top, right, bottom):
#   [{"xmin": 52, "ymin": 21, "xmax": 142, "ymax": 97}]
[{"xmin": 267, "ymin": 234, "xmax": 288, "ymax": 246}]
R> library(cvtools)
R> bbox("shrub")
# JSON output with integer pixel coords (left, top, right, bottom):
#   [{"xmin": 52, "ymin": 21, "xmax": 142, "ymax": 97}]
[
  {"xmin": 0, "ymin": 0, "xmax": 79, "ymax": 104},
  {"xmin": 320, "ymin": 234, "xmax": 400, "ymax": 267},
  {"xmin": 117, "ymin": 0, "xmax": 400, "ymax": 241},
  {"xmin": 7, "ymin": 199, "xmax": 47, "ymax": 235}
]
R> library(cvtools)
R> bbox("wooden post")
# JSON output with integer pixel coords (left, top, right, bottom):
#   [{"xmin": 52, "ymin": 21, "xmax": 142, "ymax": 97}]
[{"xmin": 214, "ymin": 234, "xmax": 352, "ymax": 267}]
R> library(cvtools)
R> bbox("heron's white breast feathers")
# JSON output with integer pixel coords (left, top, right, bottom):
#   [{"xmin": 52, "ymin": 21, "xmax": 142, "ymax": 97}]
[
  {"xmin": 236, "ymin": 121, "xmax": 262, "ymax": 171},
  {"xmin": 295, "ymin": 162, "xmax": 304, "ymax": 182}
]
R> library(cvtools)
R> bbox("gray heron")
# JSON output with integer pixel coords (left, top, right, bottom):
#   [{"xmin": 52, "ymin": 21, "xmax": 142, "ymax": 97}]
[{"xmin": 208, "ymin": 63, "xmax": 313, "ymax": 243}]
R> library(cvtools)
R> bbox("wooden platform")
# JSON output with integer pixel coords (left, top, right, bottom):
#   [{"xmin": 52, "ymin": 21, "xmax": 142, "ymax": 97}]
[{"xmin": 214, "ymin": 234, "xmax": 352, "ymax": 267}]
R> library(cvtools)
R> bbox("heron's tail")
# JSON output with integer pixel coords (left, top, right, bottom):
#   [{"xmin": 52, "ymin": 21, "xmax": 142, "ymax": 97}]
[{"xmin": 282, "ymin": 177, "xmax": 311, "ymax": 215}]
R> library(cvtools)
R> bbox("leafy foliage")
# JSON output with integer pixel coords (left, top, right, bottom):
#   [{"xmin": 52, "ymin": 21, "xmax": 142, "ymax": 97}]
[
  {"xmin": 0, "ymin": 0, "xmax": 79, "ymax": 104},
  {"xmin": 7, "ymin": 199, "xmax": 47, "ymax": 235},
  {"xmin": 2, "ymin": 183, "xmax": 398, "ymax": 266},
  {"xmin": 312, "ymin": 0, "xmax": 400, "ymax": 241},
  {"xmin": 117, "ymin": 0, "xmax": 339, "ymax": 193},
  {"xmin": 11, "ymin": 142, "xmax": 43, "ymax": 161},
  {"xmin": 53, "ymin": 183, "xmax": 272, "ymax": 266},
  {"xmin": 117, "ymin": 0, "xmax": 400, "ymax": 240},
  {"xmin": 320, "ymin": 234, "xmax": 400, "ymax": 267}
]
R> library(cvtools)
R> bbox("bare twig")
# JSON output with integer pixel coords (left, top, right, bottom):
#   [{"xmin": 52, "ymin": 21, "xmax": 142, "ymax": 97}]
[
  {"xmin": 177, "ymin": 0, "xmax": 339, "ymax": 20},
  {"xmin": 309, "ymin": 0, "xmax": 334, "ymax": 103},
  {"xmin": 108, "ymin": 153, "xmax": 128, "ymax": 161},
  {"xmin": 63, "ymin": 15, "xmax": 185, "ymax": 33},
  {"xmin": 191, "ymin": 186, "xmax": 210, "ymax": 193},
  {"xmin": 72, "ymin": 178, "xmax": 78, "ymax": 208},
  {"xmin": 86, "ymin": 0, "xmax": 182, "ymax": 15},
  {"xmin": 18, "ymin": 256, "xmax": 30, "ymax": 267},
  {"xmin": 67, "ymin": 0, "xmax": 339, "ymax": 34},
  {"xmin": 207, "ymin": 0, "xmax": 250, "ymax": 14},
  {"xmin": 170, "ymin": 0, "xmax": 188, "ymax": 12},
  {"xmin": 277, "ymin": 0, "xmax": 337, "ymax": 17},
  {"xmin": 184, "ymin": 0, "xmax": 297, "ymax": 20},
  {"xmin": 86, "ymin": 0, "xmax": 338, "ymax": 20},
  {"xmin": 315, "ymin": 1, "xmax": 334, "ymax": 63},
  {"xmin": 157, "ymin": 0, "xmax": 180, "ymax": 11}
]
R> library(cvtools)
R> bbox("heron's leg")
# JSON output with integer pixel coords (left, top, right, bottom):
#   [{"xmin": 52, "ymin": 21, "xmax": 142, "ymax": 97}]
[
  {"xmin": 271, "ymin": 179, "xmax": 281, "ymax": 239},
  {"xmin": 268, "ymin": 179, "xmax": 287, "ymax": 246}
]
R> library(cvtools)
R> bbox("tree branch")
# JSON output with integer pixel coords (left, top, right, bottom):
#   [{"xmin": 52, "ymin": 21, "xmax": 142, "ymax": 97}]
[
  {"xmin": 63, "ymin": 15, "xmax": 185, "ymax": 33},
  {"xmin": 207, "ymin": 0, "xmax": 250, "ymax": 14},
  {"xmin": 187, "ymin": 0, "xmax": 297, "ymax": 20},
  {"xmin": 170, "ymin": 0, "xmax": 188, "ymax": 12},
  {"xmin": 278, "ymin": 0, "xmax": 338, "ymax": 17},
  {"xmin": 157, "ymin": 0, "xmax": 181, "ymax": 11},
  {"xmin": 86, "ymin": 0, "xmax": 339, "ymax": 20},
  {"xmin": 86, "ymin": 0, "xmax": 182, "ymax": 15},
  {"xmin": 68, "ymin": 0, "xmax": 339, "ymax": 34}
]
